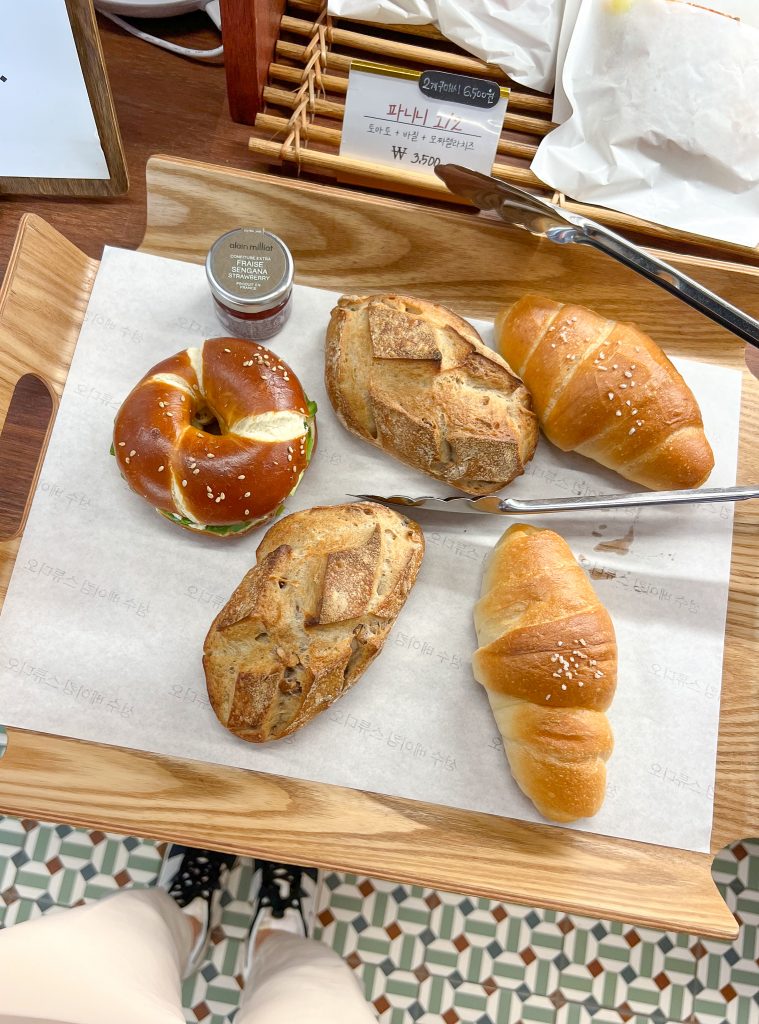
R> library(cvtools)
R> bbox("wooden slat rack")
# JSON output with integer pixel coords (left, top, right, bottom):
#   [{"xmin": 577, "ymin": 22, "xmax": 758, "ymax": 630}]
[{"xmin": 244, "ymin": 0, "xmax": 759, "ymax": 265}]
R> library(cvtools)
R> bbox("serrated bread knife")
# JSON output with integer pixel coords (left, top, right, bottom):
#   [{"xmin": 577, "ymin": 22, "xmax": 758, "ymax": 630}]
[{"xmin": 350, "ymin": 485, "xmax": 759, "ymax": 516}]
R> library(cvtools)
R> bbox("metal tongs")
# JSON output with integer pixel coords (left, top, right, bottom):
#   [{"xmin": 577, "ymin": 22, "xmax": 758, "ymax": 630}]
[
  {"xmin": 351, "ymin": 485, "xmax": 759, "ymax": 517},
  {"xmin": 435, "ymin": 164, "xmax": 759, "ymax": 350}
]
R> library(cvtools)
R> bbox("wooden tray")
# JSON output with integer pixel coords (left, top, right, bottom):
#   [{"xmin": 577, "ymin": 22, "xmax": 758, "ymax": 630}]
[
  {"xmin": 0, "ymin": 156, "xmax": 757, "ymax": 939},
  {"xmin": 244, "ymin": 0, "xmax": 759, "ymax": 265}
]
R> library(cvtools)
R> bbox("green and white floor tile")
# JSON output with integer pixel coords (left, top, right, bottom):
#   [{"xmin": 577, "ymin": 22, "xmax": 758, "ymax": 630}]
[{"xmin": 0, "ymin": 811, "xmax": 756, "ymax": 1023}]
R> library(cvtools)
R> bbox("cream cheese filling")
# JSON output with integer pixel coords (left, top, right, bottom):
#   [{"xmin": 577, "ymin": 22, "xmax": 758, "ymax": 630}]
[
  {"xmin": 230, "ymin": 409, "xmax": 308, "ymax": 442},
  {"xmin": 186, "ymin": 347, "xmax": 204, "ymax": 396},
  {"xmin": 149, "ymin": 372, "xmax": 196, "ymax": 397},
  {"xmin": 170, "ymin": 472, "xmax": 199, "ymax": 523}
]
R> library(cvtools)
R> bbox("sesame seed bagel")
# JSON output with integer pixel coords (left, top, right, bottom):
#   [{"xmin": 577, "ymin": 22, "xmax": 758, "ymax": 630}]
[{"xmin": 113, "ymin": 337, "xmax": 317, "ymax": 538}]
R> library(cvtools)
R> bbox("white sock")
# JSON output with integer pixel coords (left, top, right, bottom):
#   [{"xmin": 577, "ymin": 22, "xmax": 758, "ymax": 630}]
[
  {"xmin": 183, "ymin": 896, "xmax": 207, "ymax": 945},
  {"xmin": 257, "ymin": 906, "xmax": 303, "ymax": 936}
]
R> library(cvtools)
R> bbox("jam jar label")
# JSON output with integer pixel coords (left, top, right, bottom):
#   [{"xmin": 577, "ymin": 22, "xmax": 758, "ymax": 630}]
[{"xmin": 211, "ymin": 230, "xmax": 289, "ymax": 299}]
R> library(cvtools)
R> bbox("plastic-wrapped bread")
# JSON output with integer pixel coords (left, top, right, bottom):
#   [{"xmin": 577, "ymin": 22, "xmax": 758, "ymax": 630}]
[
  {"xmin": 472, "ymin": 523, "xmax": 617, "ymax": 823},
  {"xmin": 495, "ymin": 294, "xmax": 714, "ymax": 490}
]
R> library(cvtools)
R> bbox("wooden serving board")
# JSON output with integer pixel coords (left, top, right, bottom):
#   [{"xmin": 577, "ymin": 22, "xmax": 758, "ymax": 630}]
[{"xmin": 0, "ymin": 157, "xmax": 757, "ymax": 939}]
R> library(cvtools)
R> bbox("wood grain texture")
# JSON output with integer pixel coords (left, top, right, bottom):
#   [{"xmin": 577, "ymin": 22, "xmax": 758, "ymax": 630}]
[
  {"xmin": 0, "ymin": 215, "xmax": 97, "ymax": 596},
  {"xmin": 220, "ymin": 0, "xmax": 286, "ymax": 124},
  {"xmin": 0, "ymin": 160, "xmax": 756, "ymax": 938},
  {"xmin": 0, "ymin": 0, "xmax": 127, "ymax": 198},
  {"xmin": 142, "ymin": 158, "xmax": 759, "ymax": 347},
  {"xmin": 0, "ymin": 728, "xmax": 737, "ymax": 937}
]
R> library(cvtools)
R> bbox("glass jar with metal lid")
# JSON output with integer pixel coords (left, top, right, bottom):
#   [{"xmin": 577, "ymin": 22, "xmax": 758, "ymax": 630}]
[{"xmin": 205, "ymin": 227, "xmax": 294, "ymax": 341}]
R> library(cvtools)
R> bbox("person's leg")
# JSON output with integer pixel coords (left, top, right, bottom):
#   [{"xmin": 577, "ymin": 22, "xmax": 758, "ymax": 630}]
[
  {"xmin": 0, "ymin": 845, "xmax": 235, "ymax": 1024},
  {"xmin": 237, "ymin": 861, "xmax": 376, "ymax": 1024},
  {"xmin": 240, "ymin": 931, "xmax": 377, "ymax": 1024},
  {"xmin": 0, "ymin": 887, "xmax": 191, "ymax": 1024}
]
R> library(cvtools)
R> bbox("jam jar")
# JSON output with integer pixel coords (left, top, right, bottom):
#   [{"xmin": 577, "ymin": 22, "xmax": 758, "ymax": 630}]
[{"xmin": 205, "ymin": 227, "xmax": 294, "ymax": 341}]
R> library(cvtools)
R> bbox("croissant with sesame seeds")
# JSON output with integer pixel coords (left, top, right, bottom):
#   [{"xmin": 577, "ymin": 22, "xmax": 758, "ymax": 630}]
[
  {"xmin": 495, "ymin": 295, "xmax": 714, "ymax": 490},
  {"xmin": 472, "ymin": 523, "xmax": 617, "ymax": 823}
]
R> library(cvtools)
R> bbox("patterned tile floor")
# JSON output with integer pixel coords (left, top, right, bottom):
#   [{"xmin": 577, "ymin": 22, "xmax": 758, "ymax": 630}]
[{"xmin": 0, "ymin": 811, "xmax": 756, "ymax": 1024}]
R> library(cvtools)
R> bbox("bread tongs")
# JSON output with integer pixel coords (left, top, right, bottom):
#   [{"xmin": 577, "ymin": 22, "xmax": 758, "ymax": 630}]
[
  {"xmin": 435, "ymin": 164, "xmax": 759, "ymax": 350},
  {"xmin": 351, "ymin": 485, "xmax": 759, "ymax": 516}
]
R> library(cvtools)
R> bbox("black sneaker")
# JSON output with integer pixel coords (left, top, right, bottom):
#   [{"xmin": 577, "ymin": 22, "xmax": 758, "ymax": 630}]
[
  {"xmin": 156, "ymin": 844, "xmax": 236, "ymax": 975},
  {"xmin": 245, "ymin": 859, "xmax": 318, "ymax": 976}
]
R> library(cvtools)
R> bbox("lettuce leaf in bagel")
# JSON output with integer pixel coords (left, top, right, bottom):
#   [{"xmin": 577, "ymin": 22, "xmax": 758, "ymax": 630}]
[
  {"xmin": 305, "ymin": 399, "xmax": 317, "ymax": 462},
  {"xmin": 159, "ymin": 506, "xmax": 284, "ymax": 537}
]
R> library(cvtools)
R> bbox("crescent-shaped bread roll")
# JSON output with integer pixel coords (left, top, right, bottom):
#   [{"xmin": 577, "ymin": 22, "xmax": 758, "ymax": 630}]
[
  {"xmin": 472, "ymin": 524, "xmax": 617, "ymax": 823},
  {"xmin": 495, "ymin": 295, "xmax": 714, "ymax": 490}
]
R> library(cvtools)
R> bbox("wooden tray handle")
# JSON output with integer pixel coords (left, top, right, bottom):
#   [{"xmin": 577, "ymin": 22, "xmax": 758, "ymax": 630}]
[
  {"xmin": 0, "ymin": 214, "xmax": 98, "ymax": 597},
  {"xmin": 0, "ymin": 373, "xmax": 56, "ymax": 541}
]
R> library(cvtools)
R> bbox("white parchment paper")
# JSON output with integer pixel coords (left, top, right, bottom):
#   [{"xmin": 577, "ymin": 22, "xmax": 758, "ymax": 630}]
[
  {"xmin": 327, "ymin": 0, "xmax": 565, "ymax": 93},
  {"xmin": 0, "ymin": 248, "xmax": 742, "ymax": 852},
  {"xmin": 533, "ymin": 0, "xmax": 759, "ymax": 248}
]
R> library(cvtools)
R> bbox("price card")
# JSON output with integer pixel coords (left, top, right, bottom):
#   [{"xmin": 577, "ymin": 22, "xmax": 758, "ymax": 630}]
[{"xmin": 340, "ymin": 61, "xmax": 509, "ymax": 177}]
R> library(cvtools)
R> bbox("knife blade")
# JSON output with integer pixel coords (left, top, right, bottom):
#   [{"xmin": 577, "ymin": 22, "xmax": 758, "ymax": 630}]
[
  {"xmin": 434, "ymin": 163, "xmax": 759, "ymax": 350},
  {"xmin": 350, "ymin": 485, "xmax": 759, "ymax": 516}
]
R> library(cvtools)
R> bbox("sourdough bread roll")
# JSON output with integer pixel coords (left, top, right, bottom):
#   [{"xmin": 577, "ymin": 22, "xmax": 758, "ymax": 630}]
[
  {"xmin": 203, "ymin": 502, "xmax": 424, "ymax": 741},
  {"xmin": 495, "ymin": 294, "xmax": 714, "ymax": 490},
  {"xmin": 473, "ymin": 523, "xmax": 617, "ymax": 822},
  {"xmin": 326, "ymin": 294, "xmax": 538, "ymax": 495}
]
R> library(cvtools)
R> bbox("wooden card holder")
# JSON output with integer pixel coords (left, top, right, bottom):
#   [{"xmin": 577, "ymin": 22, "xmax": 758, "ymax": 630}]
[{"xmin": 0, "ymin": 156, "xmax": 757, "ymax": 938}]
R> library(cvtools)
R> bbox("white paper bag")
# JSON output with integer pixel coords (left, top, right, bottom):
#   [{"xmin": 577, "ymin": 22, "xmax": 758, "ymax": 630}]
[
  {"xmin": 328, "ymin": 0, "xmax": 435, "ymax": 21},
  {"xmin": 533, "ymin": 0, "xmax": 759, "ymax": 247},
  {"xmin": 552, "ymin": 0, "xmax": 582, "ymax": 124},
  {"xmin": 327, "ymin": 0, "xmax": 565, "ymax": 92}
]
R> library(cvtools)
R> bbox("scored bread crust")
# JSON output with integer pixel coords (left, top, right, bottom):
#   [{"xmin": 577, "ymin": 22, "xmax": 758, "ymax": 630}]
[
  {"xmin": 495, "ymin": 294, "xmax": 714, "ymax": 490},
  {"xmin": 472, "ymin": 523, "xmax": 617, "ymax": 823},
  {"xmin": 325, "ymin": 294, "xmax": 538, "ymax": 496},
  {"xmin": 203, "ymin": 502, "xmax": 424, "ymax": 742}
]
